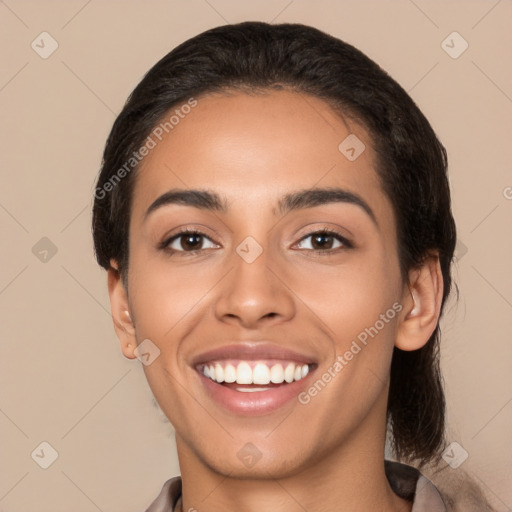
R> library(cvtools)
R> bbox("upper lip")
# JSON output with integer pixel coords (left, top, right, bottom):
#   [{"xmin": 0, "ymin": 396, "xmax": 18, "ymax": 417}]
[{"xmin": 191, "ymin": 342, "xmax": 318, "ymax": 366}]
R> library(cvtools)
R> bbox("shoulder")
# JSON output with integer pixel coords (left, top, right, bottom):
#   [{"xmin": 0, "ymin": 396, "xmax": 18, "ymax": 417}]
[
  {"xmin": 385, "ymin": 460, "xmax": 446, "ymax": 512},
  {"xmin": 144, "ymin": 476, "xmax": 182, "ymax": 512},
  {"xmin": 422, "ymin": 464, "xmax": 498, "ymax": 512}
]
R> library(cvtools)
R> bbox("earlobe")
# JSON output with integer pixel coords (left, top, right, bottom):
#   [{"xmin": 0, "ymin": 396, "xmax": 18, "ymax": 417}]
[
  {"xmin": 395, "ymin": 254, "xmax": 444, "ymax": 351},
  {"xmin": 107, "ymin": 260, "xmax": 138, "ymax": 360}
]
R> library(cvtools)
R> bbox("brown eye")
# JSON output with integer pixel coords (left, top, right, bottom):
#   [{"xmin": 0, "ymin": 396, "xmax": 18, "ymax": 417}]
[
  {"xmin": 295, "ymin": 230, "xmax": 352, "ymax": 252},
  {"xmin": 163, "ymin": 230, "xmax": 218, "ymax": 253},
  {"xmin": 179, "ymin": 233, "xmax": 203, "ymax": 251},
  {"xmin": 311, "ymin": 233, "xmax": 336, "ymax": 250}
]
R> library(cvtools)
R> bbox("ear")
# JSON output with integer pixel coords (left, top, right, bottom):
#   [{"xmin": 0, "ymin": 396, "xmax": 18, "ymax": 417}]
[
  {"xmin": 395, "ymin": 252, "xmax": 444, "ymax": 351},
  {"xmin": 107, "ymin": 259, "xmax": 138, "ymax": 359}
]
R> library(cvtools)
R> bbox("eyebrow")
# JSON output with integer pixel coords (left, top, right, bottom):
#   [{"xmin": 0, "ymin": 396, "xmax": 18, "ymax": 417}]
[{"xmin": 145, "ymin": 187, "xmax": 378, "ymax": 227}]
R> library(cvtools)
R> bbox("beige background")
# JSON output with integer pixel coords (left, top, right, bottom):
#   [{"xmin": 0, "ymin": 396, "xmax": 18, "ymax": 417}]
[{"xmin": 0, "ymin": 0, "xmax": 511, "ymax": 510}]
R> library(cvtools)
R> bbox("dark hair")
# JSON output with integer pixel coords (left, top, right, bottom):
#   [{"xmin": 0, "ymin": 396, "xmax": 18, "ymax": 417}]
[{"xmin": 92, "ymin": 21, "xmax": 456, "ymax": 465}]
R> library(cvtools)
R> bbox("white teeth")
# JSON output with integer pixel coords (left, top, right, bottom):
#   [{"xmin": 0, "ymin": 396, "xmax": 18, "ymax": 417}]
[
  {"xmin": 214, "ymin": 363, "xmax": 224, "ymax": 383},
  {"xmin": 284, "ymin": 363, "xmax": 295, "ymax": 383},
  {"xmin": 236, "ymin": 362, "xmax": 253, "ymax": 384},
  {"xmin": 253, "ymin": 363, "xmax": 271, "ymax": 384},
  {"xmin": 236, "ymin": 387, "xmax": 271, "ymax": 393},
  {"xmin": 224, "ymin": 363, "xmax": 237, "ymax": 383},
  {"xmin": 201, "ymin": 361, "xmax": 310, "ymax": 385},
  {"xmin": 270, "ymin": 364, "xmax": 285, "ymax": 383}
]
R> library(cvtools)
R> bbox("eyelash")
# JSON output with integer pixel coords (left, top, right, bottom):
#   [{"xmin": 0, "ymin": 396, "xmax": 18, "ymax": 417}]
[{"xmin": 160, "ymin": 227, "xmax": 354, "ymax": 256}]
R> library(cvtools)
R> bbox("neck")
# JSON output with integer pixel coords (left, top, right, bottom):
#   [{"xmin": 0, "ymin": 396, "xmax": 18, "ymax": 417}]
[{"xmin": 175, "ymin": 399, "xmax": 412, "ymax": 512}]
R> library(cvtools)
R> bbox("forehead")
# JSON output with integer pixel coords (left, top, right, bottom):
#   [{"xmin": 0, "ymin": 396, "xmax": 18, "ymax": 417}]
[{"xmin": 131, "ymin": 89, "xmax": 392, "ymax": 225}]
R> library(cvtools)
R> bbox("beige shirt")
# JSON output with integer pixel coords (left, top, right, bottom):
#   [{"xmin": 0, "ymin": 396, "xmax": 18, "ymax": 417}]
[{"xmin": 145, "ymin": 461, "xmax": 446, "ymax": 511}]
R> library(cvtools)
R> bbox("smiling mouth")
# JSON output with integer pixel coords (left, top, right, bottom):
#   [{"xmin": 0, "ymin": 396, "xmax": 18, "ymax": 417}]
[{"xmin": 196, "ymin": 359, "xmax": 317, "ymax": 392}]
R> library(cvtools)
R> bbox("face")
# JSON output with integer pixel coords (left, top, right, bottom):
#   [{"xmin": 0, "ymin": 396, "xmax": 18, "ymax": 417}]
[{"xmin": 118, "ymin": 90, "xmax": 409, "ymax": 478}]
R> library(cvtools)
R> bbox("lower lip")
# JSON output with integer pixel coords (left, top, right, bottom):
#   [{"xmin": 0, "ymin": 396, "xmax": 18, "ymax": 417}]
[{"xmin": 196, "ymin": 369, "xmax": 316, "ymax": 415}]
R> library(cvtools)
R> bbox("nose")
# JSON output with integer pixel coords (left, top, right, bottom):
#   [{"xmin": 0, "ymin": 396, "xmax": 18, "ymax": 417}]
[{"xmin": 214, "ymin": 244, "xmax": 296, "ymax": 329}]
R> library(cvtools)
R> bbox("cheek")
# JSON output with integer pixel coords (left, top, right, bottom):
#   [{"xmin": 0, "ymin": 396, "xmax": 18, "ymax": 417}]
[
  {"xmin": 128, "ymin": 253, "xmax": 217, "ymax": 340},
  {"xmin": 298, "ymin": 261, "xmax": 401, "ymax": 426},
  {"xmin": 127, "ymin": 258, "xmax": 213, "ymax": 424},
  {"xmin": 287, "ymin": 253, "xmax": 402, "ymax": 401},
  {"xmin": 289, "ymin": 250, "xmax": 401, "ymax": 336},
  {"xmin": 128, "ymin": 237, "xmax": 401, "ymax": 354}
]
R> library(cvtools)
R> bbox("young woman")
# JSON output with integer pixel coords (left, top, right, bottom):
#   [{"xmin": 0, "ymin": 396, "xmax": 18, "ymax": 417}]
[{"xmin": 92, "ymin": 22, "xmax": 491, "ymax": 512}]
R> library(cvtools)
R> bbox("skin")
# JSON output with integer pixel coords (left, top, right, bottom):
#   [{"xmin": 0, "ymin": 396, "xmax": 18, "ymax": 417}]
[{"xmin": 108, "ymin": 90, "xmax": 443, "ymax": 512}]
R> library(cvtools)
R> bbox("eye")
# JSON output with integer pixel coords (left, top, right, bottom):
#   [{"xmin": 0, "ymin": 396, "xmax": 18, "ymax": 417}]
[
  {"xmin": 161, "ymin": 229, "xmax": 219, "ymax": 253},
  {"xmin": 160, "ymin": 227, "xmax": 352, "ymax": 255},
  {"xmin": 294, "ymin": 229, "xmax": 353, "ymax": 253}
]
